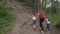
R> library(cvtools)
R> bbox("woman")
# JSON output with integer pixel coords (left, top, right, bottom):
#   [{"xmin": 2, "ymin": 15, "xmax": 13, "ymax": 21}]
[{"xmin": 39, "ymin": 10, "xmax": 45, "ymax": 33}]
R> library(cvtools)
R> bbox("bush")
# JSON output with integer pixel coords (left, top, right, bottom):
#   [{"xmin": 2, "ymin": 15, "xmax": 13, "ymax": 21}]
[
  {"xmin": 0, "ymin": 2, "xmax": 10, "ymax": 18},
  {"xmin": 0, "ymin": 2, "xmax": 15, "ymax": 34}
]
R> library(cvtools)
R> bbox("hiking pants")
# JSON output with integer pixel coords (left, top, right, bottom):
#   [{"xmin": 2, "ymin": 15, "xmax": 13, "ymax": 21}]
[
  {"xmin": 47, "ymin": 24, "xmax": 50, "ymax": 31},
  {"xmin": 39, "ymin": 18, "xmax": 44, "ymax": 31}
]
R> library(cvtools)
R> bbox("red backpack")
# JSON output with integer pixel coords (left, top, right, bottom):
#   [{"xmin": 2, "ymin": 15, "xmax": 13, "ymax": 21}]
[{"xmin": 39, "ymin": 12, "xmax": 44, "ymax": 19}]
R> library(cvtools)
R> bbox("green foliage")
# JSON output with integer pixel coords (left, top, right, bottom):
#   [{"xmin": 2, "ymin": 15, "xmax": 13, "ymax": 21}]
[
  {"xmin": 0, "ymin": 2, "xmax": 15, "ymax": 34},
  {"xmin": 0, "ymin": 2, "xmax": 10, "ymax": 18},
  {"xmin": 44, "ymin": 10, "xmax": 60, "ymax": 25}
]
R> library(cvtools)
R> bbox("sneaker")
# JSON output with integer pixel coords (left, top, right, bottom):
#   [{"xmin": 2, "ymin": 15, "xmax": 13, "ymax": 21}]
[{"xmin": 41, "ymin": 31, "xmax": 44, "ymax": 34}]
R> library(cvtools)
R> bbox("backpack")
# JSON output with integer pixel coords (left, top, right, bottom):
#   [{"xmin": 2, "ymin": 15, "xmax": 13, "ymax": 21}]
[{"xmin": 39, "ymin": 12, "xmax": 44, "ymax": 19}]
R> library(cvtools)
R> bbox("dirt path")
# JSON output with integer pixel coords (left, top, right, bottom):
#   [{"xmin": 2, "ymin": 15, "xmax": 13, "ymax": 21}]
[{"xmin": 7, "ymin": 0, "xmax": 60, "ymax": 34}]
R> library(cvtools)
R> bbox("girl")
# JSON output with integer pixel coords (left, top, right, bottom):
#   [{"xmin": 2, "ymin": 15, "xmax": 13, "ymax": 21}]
[
  {"xmin": 46, "ymin": 16, "xmax": 51, "ymax": 31},
  {"xmin": 32, "ymin": 12, "xmax": 37, "ymax": 30}
]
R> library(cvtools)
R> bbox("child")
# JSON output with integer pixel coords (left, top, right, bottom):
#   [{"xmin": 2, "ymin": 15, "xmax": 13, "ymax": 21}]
[
  {"xmin": 32, "ymin": 12, "xmax": 37, "ymax": 30},
  {"xmin": 46, "ymin": 16, "xmax": 50, "ymax": 31}
]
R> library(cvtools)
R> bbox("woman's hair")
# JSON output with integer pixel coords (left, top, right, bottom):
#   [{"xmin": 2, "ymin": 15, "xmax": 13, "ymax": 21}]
[
  {"xmin": 32, "ymin": 12, "xmax": 36, "ymax": 16},
  {"xmin": 40, "ymin": 10, "xmax": 44, "ymax": 14}
]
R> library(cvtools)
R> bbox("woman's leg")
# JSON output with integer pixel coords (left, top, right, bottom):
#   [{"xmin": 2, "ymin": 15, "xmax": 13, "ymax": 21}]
[
  {"xmin": 41, "ymin": 24, "xmax": 44, "ymax": 31},
  {"xmin": 39, "ymin": 19, "xmax": 44, "ymax": 31}
]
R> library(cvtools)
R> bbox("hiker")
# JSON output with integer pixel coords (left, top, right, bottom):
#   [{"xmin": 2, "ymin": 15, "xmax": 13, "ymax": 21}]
[
  {"xmin": 32, "ymin": 12, "xmax": 37, "ymax": 30},
  {"xmin": 45, "ymin": 16, "xmax": 50, "ymax": 32},
  {"xmin": 39, "ymin": 10, "xmax": 45, "ymax": 33}
]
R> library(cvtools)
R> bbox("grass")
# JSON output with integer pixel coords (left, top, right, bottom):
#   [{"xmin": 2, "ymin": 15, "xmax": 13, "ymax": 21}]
[
  {"xmin": 0, "ymin": 15, "xmax": 15, "ymax": 34},
  {"xmin": 0, "ymin": 2, "xmax": 15, "ymax": 34}
]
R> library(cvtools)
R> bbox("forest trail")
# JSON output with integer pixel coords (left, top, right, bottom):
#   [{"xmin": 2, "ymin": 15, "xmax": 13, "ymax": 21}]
[{"xmin": 7, "ymin": 0, "xmax": 60, "ymax": 34}]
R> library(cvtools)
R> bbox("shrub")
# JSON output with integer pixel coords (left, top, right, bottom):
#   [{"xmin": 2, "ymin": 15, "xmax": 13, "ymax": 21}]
[{"xmin": 0, "ymin": 2, "xmax": 15, "ymax": 34}]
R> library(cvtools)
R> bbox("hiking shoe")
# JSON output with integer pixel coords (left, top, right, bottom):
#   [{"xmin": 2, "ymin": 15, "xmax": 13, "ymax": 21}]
[{"xmin": 41, "ymin": 31, "xmax": 44, "ymax": 34}]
